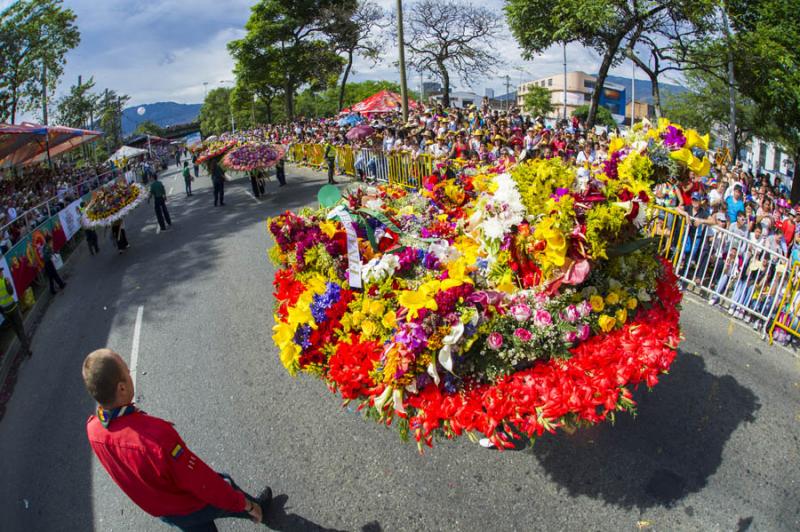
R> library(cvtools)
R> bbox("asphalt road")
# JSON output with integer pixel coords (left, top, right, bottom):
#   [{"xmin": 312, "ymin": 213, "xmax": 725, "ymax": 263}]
[{"xmin": 0, "ymin": 164, "xmax": 798, "ymax": 532}]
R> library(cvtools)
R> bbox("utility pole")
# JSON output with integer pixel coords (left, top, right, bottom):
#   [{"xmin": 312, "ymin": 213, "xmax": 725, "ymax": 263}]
[
  {"xmin": 203, "ymin": 82, "xmax": 209, "ymax": 100},
  {"xmin": 563, "ymin": 43, "xmax": 568, "ymax": 120},
  {"xmin": 505, "ymin": 75, "xmax": 511, "ymax": 111},
  {"xmin": 41, "ymin": 62, "xmax": 49, "ymax": 125},
  {"xmin": 631, "ymin": 58, "xmax": 636, "ymax": 126},
  {"xmin": 396, "ymin": 0, "xmax": 409, "ymax": 121}
]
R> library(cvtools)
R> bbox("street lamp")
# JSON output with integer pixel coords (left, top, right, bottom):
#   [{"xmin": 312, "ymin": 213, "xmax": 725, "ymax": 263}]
[
  {"xmin": 220, "ymin": 80, "xmax": 235, "ymax": 133},
  {"xmin": 203, "ymin": 81, "xmax": 209, "ymax": 100}
]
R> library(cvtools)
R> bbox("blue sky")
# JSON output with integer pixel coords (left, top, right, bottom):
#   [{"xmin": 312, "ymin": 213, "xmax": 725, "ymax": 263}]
[{"xmin": 3, "ymin": 0, "xmax": 662, "ymax": 108}]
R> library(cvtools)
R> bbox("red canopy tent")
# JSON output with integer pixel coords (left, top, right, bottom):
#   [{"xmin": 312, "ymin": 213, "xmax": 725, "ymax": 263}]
[
  {"xmin": 341, "ymin": 90, "xmax": 423, "ymax": 116},
  {"xmin": 0, "ymin": 122, "xmax": 102, "ymax": 168}
]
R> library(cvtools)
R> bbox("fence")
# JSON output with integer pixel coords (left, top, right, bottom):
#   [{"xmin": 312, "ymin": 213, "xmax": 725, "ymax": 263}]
[{"xmin": 0, "ymin": 169, "xmax": 117, "ymax": 252}]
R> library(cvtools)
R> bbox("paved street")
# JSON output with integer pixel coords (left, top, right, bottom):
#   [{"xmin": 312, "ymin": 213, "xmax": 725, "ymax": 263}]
[{"xmin": 0, "ymin": 165, "xmax": 798, "ymax": 532}]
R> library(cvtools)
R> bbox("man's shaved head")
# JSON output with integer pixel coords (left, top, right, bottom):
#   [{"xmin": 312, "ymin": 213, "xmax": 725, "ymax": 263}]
[{"xmin": 82, "ymin": 349, "xmax": 128, "ymax": 407}]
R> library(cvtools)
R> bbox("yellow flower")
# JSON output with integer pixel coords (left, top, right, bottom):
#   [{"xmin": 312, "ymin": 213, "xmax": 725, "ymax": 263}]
[
  {"xmin": 319, "ymin": 220, "xmax": 337, "ymax": 238},
  {"xmin": 496, "ymin": 271, "xmax": 516, "ymax": 294},
  {"xmin": 363, "ymin": 298, "xmax": 385, "ymax": 316},
  {"xmin": 272, "ymin": 320, "xmax": 301, "ymax": 375},
  {"xmin": 598, "ymin": 315, "xmax": 617, "ymax": 333},
  {"xmin": 590, "ymin": 295, "xmax": 605, "ymax": 312},
  {"xmin": 441, "ymin": 258, "xmax": 474, "ymax": 290},
  {"xmin": 382, "ymin": 310, "xmax": 397, "ymax": 330},
  {"xmin": 398, "ymin": 289, "xmax": 438, "ymax": 321},
  {"xmin": 627, "ymin": 297, "xmax": 638, "ymax": 310},
  {"xmin": 361, "ymin": 320, "xmax": 377, "ymax": 339},
  {"xmin": 605, "ymin": 292, "xmax": 620, "ymax": 306},
  {"xmin": 615, "ymin": 308, "xmax": 628, "ymax": 326},
  {"xmin": 609, "ymin": 137, "xmax": 625, "ymax": 154}
]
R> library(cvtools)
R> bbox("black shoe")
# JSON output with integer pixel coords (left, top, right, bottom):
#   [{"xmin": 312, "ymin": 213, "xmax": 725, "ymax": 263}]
[
  {"xmin": 220, "ymin": 202, "xmax": 225, "ymax": 206},
  {"xmin": 329, "ymin": 180, "xmax": 338, "ymax": 185},
  {"xmin": 256, "ymin": 487, "xmax": 272, "ymax": 522}
]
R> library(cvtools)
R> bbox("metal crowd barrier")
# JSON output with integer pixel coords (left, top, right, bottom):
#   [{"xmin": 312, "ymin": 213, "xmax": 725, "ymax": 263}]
[
  {"xmin": 768, "ymin": 263, "xmax": 800, "ymax": 344},
  {"xmin": 645, "ymin": 204, "xmax": 687, "ymax": 267}
]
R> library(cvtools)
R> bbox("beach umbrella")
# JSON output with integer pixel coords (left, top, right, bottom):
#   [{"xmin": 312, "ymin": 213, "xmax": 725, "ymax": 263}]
[{"xmin": 346, "ymin": 125, "xmax": 375, "ymax": 141}]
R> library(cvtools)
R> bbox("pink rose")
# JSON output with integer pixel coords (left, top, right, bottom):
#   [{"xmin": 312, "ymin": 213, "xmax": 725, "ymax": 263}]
[
  {"xmin": 487, "ymin": 332, "xmax": 504, "ymax": 350},
  {"xmin": 510, "ymin": 303, "xmax": 532, "ymax": 322},
  {"xmin": 577, "ymin": 324, "xmax": 591, "ymax": 341},
  {"xmin": 514, "ymin": 328, "xmax": 533, "ymax": 342},
  {"xmin": 564, "ymin": 305, "xmax": 580, "ymax": 323},
  {"xmin": 577, "ymin": 301, "xmax": 592, "ymax": 317},
  {"xmin": 564, "ymin": 331, "xmax": 578, "ymax": 343},
  {"xmin": 564, "ymin": 259, "xmax": 591, "ymax": 285},
  {"xmin": 533, "ymin": 309, "xmax": 552, "ymax": 327}
]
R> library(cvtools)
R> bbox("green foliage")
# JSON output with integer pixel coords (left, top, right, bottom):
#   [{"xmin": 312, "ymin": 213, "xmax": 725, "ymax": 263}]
[
  {"xmin": 571, "ymin": 104, "xmax": 616, "ymax": 128},
  {"xmin": 56, "ymin": 77, "xmax": 99, "ymax": 128},
  {"xmin": 199, "ymin": 88, "xmax": 233, "ymax": 136},
  {"xmin": 293, "ymin": 81, "xmax": 419, "ymax": 119},
  {"xmin": 0, "ymin": 0, "xmax": 80, "ymax": 123},
  {"xmin": 522, "ymin": 86, "xmax": 554, "ymax": 117},
  {"xmin": 135, "ymin": 120, "xmax": 164, "ymax": 137}
]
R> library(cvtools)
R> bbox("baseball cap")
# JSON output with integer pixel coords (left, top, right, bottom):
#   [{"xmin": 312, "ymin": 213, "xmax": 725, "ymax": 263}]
[
  {"xmin": 691, "ymin": 192, "xmax": 703, "ymax": 201},
  {"xmin": 715, "ymin": 212, "xmax": 727, "ymax": 222}
]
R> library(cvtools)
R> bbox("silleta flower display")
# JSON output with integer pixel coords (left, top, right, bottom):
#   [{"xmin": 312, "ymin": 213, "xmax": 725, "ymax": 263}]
[
  {"xmin": 82, "ymin": 181, "xmax": 147, "ymax": 228},
  {"xmin": 269, "ymin": 119, "xmax": 701, "ymax": 450}
]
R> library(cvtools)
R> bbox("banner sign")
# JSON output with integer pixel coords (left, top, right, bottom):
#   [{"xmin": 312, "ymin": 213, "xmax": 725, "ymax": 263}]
[{"xmin": 58, "ymin": 199, "xmax": 83, "ymax": 241}]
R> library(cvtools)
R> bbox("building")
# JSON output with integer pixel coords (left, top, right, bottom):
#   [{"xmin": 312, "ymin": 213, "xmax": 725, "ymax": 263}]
[
  {"xmin": 430, "ymin": 91, "xmax": 482, "ymax": 109},
  {"xmin": 484, "ymin": 88, "xmax": 495, "ymax": 99},
  {"xmin": 516, "ymin": 71, "xmax": 626, "ymax": 123},
  {"xmin": 625, "ymin": 100, "xmax": 656, "ymax": 123}
]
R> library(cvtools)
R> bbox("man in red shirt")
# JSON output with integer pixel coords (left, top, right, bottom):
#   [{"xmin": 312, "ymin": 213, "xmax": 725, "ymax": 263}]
[{"xmin": 82, "ymin": 348, "xmax": 271, "ymax": 531}]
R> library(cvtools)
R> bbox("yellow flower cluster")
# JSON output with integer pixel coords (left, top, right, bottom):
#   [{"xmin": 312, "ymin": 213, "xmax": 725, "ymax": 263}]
[
  {"xmin": 272, "ymin": 273, "xmax": 329, "ymax": 375},
  {"xmin": 511, "ymin": 158, "xmax": 574, "ymax": 215}
]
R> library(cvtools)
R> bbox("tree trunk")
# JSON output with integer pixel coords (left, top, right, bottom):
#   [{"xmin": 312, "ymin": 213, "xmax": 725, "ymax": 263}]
[
  {"xmin": 10, "ymin": 84, "xmax": 17, "ymax": 124},
  {"xmin": 338, "ymin": 50, "xmax": 354, "ymax": 112},
  {"xmin": 588, "ymin": 47, "xmax": 617, "ymax": 128},
  {"xmin": 285, "ymin": 83, "xmax": 295, "ymax": 122},
  {"xmin": 438, "ymin": 62, "xmax": 450, "ymax": 108},
  {"xmin": 790, "ymin": 154, "xmax": 800, "ymax": 205}
]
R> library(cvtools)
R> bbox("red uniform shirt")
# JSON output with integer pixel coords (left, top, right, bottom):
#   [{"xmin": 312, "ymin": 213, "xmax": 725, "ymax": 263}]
[{"xmin": 86, "ymin": 408, "xmax": 245, "ymax": 517}]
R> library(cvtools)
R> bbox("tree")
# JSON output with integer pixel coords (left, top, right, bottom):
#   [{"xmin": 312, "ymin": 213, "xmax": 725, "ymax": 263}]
[
  {"xmin": 135, "ymin": 120, "xmax": 165, "ymax": 137},
  {"xmin": 661, "ymin": 69, "xmax": 759, "ymax": 152},
  {"xmin": 0, "ymin": 0, "xmax": 80, "ymax": 123},
  {"xmin": 403, "ymin": 0, "xmax": 502, "ymax": 108},
  {"xmin": 228, "ymin": 35, "xmax": 286, "ymax": 124},
  {"xmin": 97, "ymin": 90, "xmax": 129, "ymax": 151},
  {"xmin": 56, "ymin": 77, "xmax": 99, "ymax": 129},
  {"xmin": 199, "ymin": 87, "xmax": 234, "ymax": 136},
  {"xmin": 327, "ymin": 1, "xmax": 387, "ymax": 112},
  {"xmin": 522, "ymin": 86, "xmax": 555, "ymax": 118},
  {"xmin": 230, "ymin": 0, "xmax": 352, "ymax": 121},
  {"xmin": 506, "ymin": 0, "xmax": 680, "ymax": 127},
  {"xmin": 572, "ymin": 104, "xmax": 616, "ymax": 129},
  {"xmin": 726, "ymin": 0, "xmax": 800, "ymax": 200}
]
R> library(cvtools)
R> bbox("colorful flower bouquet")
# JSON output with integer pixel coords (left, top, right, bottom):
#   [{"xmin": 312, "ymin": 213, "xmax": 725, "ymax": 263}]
[
  {"xmin": 196, "ymin": 140, "xmax": 238, "ymax": 164},
  {"xmin": 223, "ymin": 142, "xmax": 285, "ymax": 172},
  {"xmin": 268, "ymin": 121, "xmax": 694, "ymax": 451},
  {"xmin": 82, "ymin": 181, "xmax": 146, "ymax": 228}
]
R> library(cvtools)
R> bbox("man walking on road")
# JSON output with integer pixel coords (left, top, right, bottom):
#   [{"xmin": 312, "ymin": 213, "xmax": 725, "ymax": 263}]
[
  {"xmin": 149, "ymin": 175, "xmax": 172, "ymax": 231},
  {"xmin": 323, "ymin": 138, "xmax": 337, "ymax": 185},
  {"xmin": 0, "ymin": 274, "xmax": 32, "ymax": 357},
  {"xmin": 182, "ymin": 161, "xmax": 193, "ymax": 196},
  {"xmin": 82, "ymin": 349, "xmax": 272, "ymax": 530},
  {"xmin": 210, "ymin": 159, "xmax": 226, "ymax": 207}
]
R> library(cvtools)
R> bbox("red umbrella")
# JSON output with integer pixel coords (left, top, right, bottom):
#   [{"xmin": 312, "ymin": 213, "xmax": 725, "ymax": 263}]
[{"xmin": 345, "ymin": 125, "xmax": 375, "ymax": 141}]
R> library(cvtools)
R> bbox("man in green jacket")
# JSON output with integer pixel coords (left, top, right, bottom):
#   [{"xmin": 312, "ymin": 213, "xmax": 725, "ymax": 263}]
[
  {"xmin": 149, "ymin": 175, "xmax": 172, "ymax": 231},
  {"xmin": 0, "ymin": 274, "xmax": 32, "ymax": 357}
]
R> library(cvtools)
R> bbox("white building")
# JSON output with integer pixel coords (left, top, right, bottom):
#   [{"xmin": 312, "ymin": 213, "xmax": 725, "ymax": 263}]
[{"xmin": 430, "ymin": 91, "xmax": 482, "ymax": 109}]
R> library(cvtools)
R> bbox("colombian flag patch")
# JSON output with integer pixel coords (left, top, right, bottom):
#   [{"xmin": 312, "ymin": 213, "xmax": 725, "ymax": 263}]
[{"xmin": 170, "ymin": 444, "xmax": 184, "ymax": 459}]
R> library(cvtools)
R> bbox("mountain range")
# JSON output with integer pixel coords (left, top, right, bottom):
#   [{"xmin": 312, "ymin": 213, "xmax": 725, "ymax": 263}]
[
  {"xmin": 121, "ymin": 101, "xmax": 202, "ymax": 136},
  {"xmin": 603, "ymin": 75, "xmax": 688, "ymax": 105}
]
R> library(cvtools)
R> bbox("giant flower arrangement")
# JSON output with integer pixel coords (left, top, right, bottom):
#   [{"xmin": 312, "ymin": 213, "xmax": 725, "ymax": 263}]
[
  {"xmin": 82, "ymin": 181, "xmax": 146, "ymax": 228},
  {"xmin": 223, "ymin": 142, "xmax": 285, "ymax": 171},
  {"xmin": 268, "ymin": 120, "xmax": 696, "ymax": 450},
  {"xmin": 196, "ymin": 140, "xmax": 238, "ymax": 164}
]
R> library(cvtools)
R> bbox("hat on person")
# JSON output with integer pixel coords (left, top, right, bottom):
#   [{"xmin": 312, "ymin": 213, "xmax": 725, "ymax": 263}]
[
  {"xmin": 691, "ymin": 192, "xmax": 703, "ymax": 201},
  {"xmin": 791, "ymin": 209, "xmax": 798, "ymax": 216},
  {"xmin": 715, "ymin": 212, "xmax": 727, "ymax": 222}
]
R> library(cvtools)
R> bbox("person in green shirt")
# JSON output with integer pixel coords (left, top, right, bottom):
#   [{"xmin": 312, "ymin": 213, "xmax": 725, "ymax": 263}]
[
  {"xmin": 0, "ymin": 274, "xmax": 32, "ymax": 357},
  {"xmin": 182, "ymin": 161, "xmax": 193, "ymax": 196},
  {"xmin": 148, "ymin": 175, "xmax": 172, "ymax": 231}
]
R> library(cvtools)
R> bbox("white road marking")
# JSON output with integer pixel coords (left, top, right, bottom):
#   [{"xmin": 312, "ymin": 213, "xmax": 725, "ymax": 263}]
[
  {"xmin": 130, "ymin": 306, "xmax": 144, "ymax": 388},
  {"xmin": 169, "ymin": 186, "xmax": 174, "ymax": 195}
]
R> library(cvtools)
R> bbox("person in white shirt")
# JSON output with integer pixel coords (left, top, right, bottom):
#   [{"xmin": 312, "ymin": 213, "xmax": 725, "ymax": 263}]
[
  {"xmin": 707, "ymin": 180, "xmax": 727, "ymax": 209},
  {"xmin": 7, "ymin": 204, "xmax": 17, "ymax": 221},
  {"xmin": 575, "ymin": 143, "xmax": 594, "ymax": 165}
]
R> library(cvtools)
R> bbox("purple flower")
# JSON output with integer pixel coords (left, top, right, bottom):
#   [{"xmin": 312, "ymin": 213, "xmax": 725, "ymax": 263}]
[
  {"xmin": 564, "ymin": 331, "xmax": 578, "ymax": 344},
  {"xmin": 310, "ymin": 282, "xmax": 342, "ymax": 323},
  {"xmin": 533, "ymin": 309, "xmax": 552, "ymax": 327},
  {"xmin": 514, "ymin": 328, "xmax": 533, "ymax": 342},
  {"xmin": 577, "ymin": 324, "xmax": 591, "ymax": 341},
  {"xmin": 550, "ymin": 187, "xmax": 570, "ymax": 201},
  {"xmin": 577, "ymin": 300, "xmax": 593, "ymax": 317},
  {"xmin": 487, "ymin": 332, "xmax": 504, "ymax": 350},
  {"xmin": 293, "ymin": 324, "xmax": 312, "ymax": 349},
  {"xmin": 395, "ymin": 322, "xmax": 428, "ymax": 353},
  {"xmin": 663, "ymin": 125, "xmax": 687, "ymax": 149},
  {"xmin": 510, "ymin": 303, "xmax": 532, "ymax": 322}
]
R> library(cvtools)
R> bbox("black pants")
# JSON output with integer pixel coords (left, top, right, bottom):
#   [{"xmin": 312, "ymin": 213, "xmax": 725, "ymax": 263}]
[
  {"xmin": 185, "ymin": 178, "xmax": 192, "ymax": 196},
  {"xmin": 86, "ymin": 229, "xmax": 99, "ymax": 254},
  {"xmin": 193, "ymin": 165, "xmax": 199, "ymax": 178},
  {"xmin": 160, "ymin": 473, "xmax": 257, "ymax": 531},
  {"xmin": 326, "ymin": 158, "xmax": 335, "ymax": 183},
  {"xmin": 213, "ymin": 181, "xmax": 225, "ymax": 206},
  {"xmin": 45, "ymin": 260, "xmax": 65, "ymax": 294},
  {"xmin": 276, "ymin": 166, "xmax": 286, "ymax": 186},
  {"xmin": 154, "ymin": 197, "xmax": 172, "ymax": 230},
  {"xmin": 250, "ymin": 175, "xmax": 261, "ymax": 198},
  {"xmin": 2, "ymin": 304, "xmax": 31, "ymax": 354}
]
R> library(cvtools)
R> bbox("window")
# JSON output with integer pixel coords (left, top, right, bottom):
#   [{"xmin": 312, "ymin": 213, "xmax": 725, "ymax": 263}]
[
  {"xmin": 583, "ymin": 80, "xmax": 595, "ymax": 89},
  {"xmin": 759, "ymin": 142, "xmax": 768, "ymax": 168},
  {"xmin": 548, "ymin": 78, "xmax": 553, "ymax": 86}
]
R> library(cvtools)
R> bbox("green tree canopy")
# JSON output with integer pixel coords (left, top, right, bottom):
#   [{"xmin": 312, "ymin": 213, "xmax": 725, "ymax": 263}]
[
  {"xmin": 523, "ymin": 86, "xmax": 555, "ymax": 118},
  {"xmin": 572, "ymin": 104, "xmax": 616, "ymax": 129},
  {"xmin": 0, "ymin": 0, "xmax": 80, "ymax": 123},
  {"xmin": 199, "ymin": 87, "xmax": 234, "ymax": 136}
]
